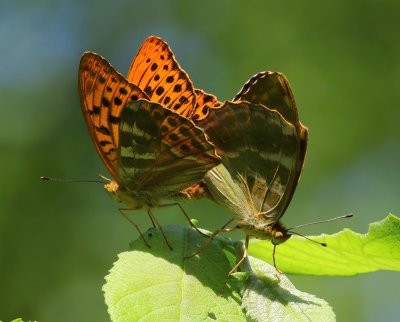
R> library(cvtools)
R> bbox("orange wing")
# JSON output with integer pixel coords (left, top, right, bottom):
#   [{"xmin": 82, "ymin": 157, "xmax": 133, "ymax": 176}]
[
  {"xmin": 191, "ymin": 89, "xmax": 223, "ymax": 122},
  {"xmin": 79, "ymin": 52, "xmax": 148, "ymax": 181},
  {"xmin": 126, "ymin": 36, "xmax": 196, "ymax": 118}
]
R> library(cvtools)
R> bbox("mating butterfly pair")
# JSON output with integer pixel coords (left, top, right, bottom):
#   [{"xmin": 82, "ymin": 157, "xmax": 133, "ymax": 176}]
[{"xmin": 79, "ymin": 36, "xmax": 307, "ymax": 265}]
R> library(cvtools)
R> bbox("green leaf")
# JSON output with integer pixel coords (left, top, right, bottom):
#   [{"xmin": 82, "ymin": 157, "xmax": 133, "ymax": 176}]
[
  {"xmin": 248, "ymin": 214, "xmax": 400, "ymax": 276},
  {"xmin": 104, "ymin": 225, "xmax": 333, "ymax": 322},
  {"xmin": 239, "ymin": 256, "xmax": 335, "ymax": 322},
  {"xmin": 103, "ymin": 226, "xmax": 246, "ymax": 322}
]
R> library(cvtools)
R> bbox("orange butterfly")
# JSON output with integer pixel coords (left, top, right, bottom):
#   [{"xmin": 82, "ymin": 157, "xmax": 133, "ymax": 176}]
[{"xmin": 78, "ymin": 36, "xmax": 220, "ymax": 246}]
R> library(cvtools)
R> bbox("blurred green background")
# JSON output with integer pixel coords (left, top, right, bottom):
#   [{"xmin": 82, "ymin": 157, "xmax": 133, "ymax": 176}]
[{"xmin": 1, "ymin": 0, "xmax": 399, "ymax": 321}]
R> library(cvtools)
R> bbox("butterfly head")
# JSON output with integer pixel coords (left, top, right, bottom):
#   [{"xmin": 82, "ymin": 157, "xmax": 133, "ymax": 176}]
[
  {"xmin": 239, "ymin": 218, "xmax": 292, "ymax": 272},
  {"xmin": 104, "ymin": 180, "xmax": 146, "ymax": 209},
  {"xmin": 239, "ymin": 216, "xmax": 292, "ymax": 246},
  {"xmin": 267, "ymin": 222, "xmax": 292, "ymax": 246}
]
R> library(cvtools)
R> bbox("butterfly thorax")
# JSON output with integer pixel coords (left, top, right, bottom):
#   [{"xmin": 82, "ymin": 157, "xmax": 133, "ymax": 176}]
[
  {"xmin": 238, "ymin": 215, "xmax": 292, "ymax": 245},
  {"xmin": 105, "ymin": 180, "xmax": 158, "ymax": 208}
]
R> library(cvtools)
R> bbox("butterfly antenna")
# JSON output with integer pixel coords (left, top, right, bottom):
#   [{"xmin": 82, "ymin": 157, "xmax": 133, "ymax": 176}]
[
  {"xmin": 287, "ymin": 213, "xmax": 353, "ymax": 230},
  {"xmin": 99, "ymin": 174, "xmax": 112, "ymax": 182},
  {"xmin": 40, "ymin": 176, "xmax": 107, "ymax": 184},
  {"xmin": 286, "ymin": 213, "xmax": 353, "ymax": 247},
  {"xmin": 289, "ymin": 231, "xmax": 327, "ymax": 247}
]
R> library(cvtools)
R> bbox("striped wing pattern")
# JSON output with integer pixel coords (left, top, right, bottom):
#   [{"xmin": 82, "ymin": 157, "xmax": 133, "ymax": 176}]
[
  {"xmin": 79, "ymin": 53, "xmax": 148, "ymax": 181},
  {"xmin": 118, "ymin": 99, "xmax": 220, "ymax": 198},
  {"xmin": 234, "ymin": 71, "xmax": 308, "ymax": 220},
  {"xmin": 194, "ymin": 71, "xmax": 308, "ymax": 229},
  {"xmin": 197, "ymin": 102, "xmax": 298, "ymax": 224}
]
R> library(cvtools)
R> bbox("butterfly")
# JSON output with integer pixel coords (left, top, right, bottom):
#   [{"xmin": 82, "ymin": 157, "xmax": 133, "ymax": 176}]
[
  {"xmin": 78, "ymin": 36, "xmax": 221, "ymax": 246},
  {"xmin": 191, "ymin": 71, "xmax": 308, "ymax": 272}
]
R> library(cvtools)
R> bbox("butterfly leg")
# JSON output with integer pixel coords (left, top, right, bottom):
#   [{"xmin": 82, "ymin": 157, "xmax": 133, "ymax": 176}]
[
  {"xmin": 146, "ymin": 207, "xmax": 173, "ymax": 250},
  {"xmin": 227, "ymin": 235, "xmax": 250, "ymax": 276},
  {"xmin": 272, "ymin": 244, "xmax": 283, "ymax": 274},
  {"xmin": 147, "ymin": 213, "xmax": 157, "ymax": 228},
  {"xmin": 158, "ymin": 202, "xmax": 209, "ymax": 237},
  {"xmin": 118, "ymin": 208, "xmax": 151, "ymax": 248},
  {"xmin": 184, "ymin": 218, "xmax": 236, "ymax": 259}
]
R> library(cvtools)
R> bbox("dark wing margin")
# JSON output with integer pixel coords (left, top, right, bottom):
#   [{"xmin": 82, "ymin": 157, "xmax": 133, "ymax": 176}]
[{"xmin": 234, "ymin": 71, "xmax": 299, "ymax": 125}]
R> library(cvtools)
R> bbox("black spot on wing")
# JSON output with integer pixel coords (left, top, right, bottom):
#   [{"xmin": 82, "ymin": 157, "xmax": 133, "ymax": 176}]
[
  {"xmin": 173, "ymin": 84, "xmax": 182, "ymax": 92},
  {"xmin": 114, "ymin": 97, "xmax": 122, "ymax": 106},
  {"xmin": 95, "ymin": 125, "xmax": 111, "ymax": 135},
  {"xmin": 109, "ymin": 115, "xmax": 119, "ymax": 124},
  {"xmin": 151, "ymin": 62, "xmax": 158, "ymax": 71},
  {"xmin": 102, "ymin": 97, "xmax": 110, "ymax": 107},
  {"xmin": 156, "ymin": 86, "xmax": 164, "ymax": 96},
  {"xmin": 167, "ymin": 117, "xmax": 178, "ymax": 127}
]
